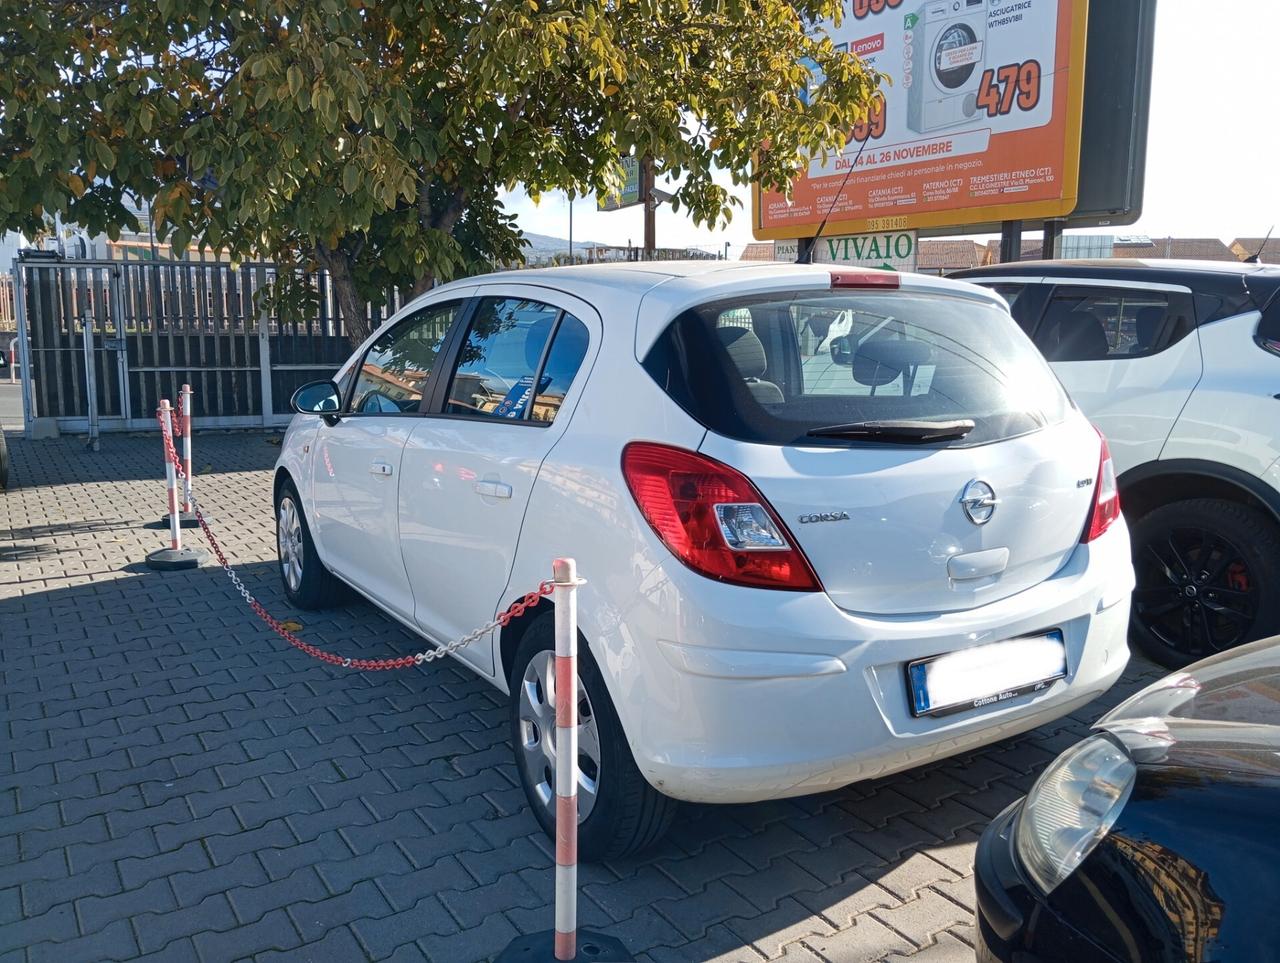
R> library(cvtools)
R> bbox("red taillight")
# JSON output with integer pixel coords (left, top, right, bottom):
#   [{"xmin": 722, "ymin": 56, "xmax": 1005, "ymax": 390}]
[
  {"xmin": 1082, "ymin": 431, "xmax": 1121, "ymax": 543},
  {"xmin": 830, "ymin": 270, "xmax": 900, "ymax": 289},
  {"xmin": 621, "ymin": 442, "xmax": 821, "ymax": 591}
]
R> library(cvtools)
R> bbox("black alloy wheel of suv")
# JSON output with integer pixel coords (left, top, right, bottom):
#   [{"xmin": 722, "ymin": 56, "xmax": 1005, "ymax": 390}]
[{"xmin": 1129, "ymin": 499, "xmax": 1280, "ymax": 668}]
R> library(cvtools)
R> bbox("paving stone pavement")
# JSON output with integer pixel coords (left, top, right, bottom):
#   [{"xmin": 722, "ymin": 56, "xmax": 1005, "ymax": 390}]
[{"xmin": 0, "ymin": 429, "xmax": 1165, "ymax": 963}]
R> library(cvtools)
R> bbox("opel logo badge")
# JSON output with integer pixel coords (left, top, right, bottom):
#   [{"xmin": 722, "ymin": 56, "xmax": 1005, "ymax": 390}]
[{"xmin": 960, "ymin": 480, "xmax": 998, "ymax": 526}]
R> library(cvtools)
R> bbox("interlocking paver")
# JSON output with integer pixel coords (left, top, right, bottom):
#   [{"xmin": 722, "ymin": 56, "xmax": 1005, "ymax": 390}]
[
  {"xmin": 133, "ymin": 892, "xmax": 237, "ymax": 955},
  {"xmin": 351, "ymin": 897, "xmax": 459, "ymax": 958},
  {"xmin": 418, "ymin": 912, "xmax": 520, "ymax": 963},
  {"xmin": 0, "ymin": 430, "xmax": 1168, "ymax": 960}
]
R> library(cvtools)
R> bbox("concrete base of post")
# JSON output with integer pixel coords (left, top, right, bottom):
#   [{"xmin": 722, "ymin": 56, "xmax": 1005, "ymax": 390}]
[
  {"xmin": 495, "ymin": 931, "xmax": 634, "ymax": 962},
  {"xmin": 157, "ymin": 511, "xmax": 201, "ymax": 529},
  {"xmin": 145, "ymin": 546, "xmax": 208, "ymax": 571}
]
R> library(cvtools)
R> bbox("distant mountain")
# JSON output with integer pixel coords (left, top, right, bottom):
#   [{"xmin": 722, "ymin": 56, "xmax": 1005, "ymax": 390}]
[{"xmin": 520, "ymin": 231, "xmax": 610, "ymax": 258}]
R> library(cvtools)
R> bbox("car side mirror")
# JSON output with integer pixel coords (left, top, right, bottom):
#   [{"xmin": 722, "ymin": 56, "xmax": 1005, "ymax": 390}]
[
  {"xmin": 291, "ymin": 380, "xmax": 342, "ymax": 425},
  {"xmin": 830, "ymin": 336, "xmax": 854, "ymax": 366}
]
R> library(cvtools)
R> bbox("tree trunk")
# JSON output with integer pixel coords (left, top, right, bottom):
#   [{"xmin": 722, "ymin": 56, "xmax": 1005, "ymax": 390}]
[
  {"xmin": 314, "ymin": 243, "xmax": 372, "ymax": 349},
  {"xmin": 411, "ymin": 181, "xmax": 467, "ymax": 298},
  {"xmin": 410, "ymin": 268, "xmax": 435, "ymax": 299}
]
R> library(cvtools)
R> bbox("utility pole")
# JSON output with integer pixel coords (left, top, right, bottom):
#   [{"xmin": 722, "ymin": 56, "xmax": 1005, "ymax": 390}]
[
  {"xmin": 999, "ymin": 221, "xmax": 1023, "ymax": 263},
  {"xmin": 567, "ymin": 193, "xmax": 574, "ymax": 263},
  {"xmin": 641, "ymin": 156, "xmax": 656, "ymax": 260}
]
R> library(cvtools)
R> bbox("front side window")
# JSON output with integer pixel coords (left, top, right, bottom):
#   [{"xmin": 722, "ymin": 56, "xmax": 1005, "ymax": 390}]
[
  {"xmin": 349, "ymin": 301, "xmax": 459, "ymax": 413},
  {"xmin": 1035, "ymin": 287, "xmax": 1194, "ymax": 361},
  {"xmin": 644, "ymin": 290, "xmax": 1069, "ymax": 447},
  {"xmin": 444, "ymin": 297, "xmax": 589, "ymax": 424}
]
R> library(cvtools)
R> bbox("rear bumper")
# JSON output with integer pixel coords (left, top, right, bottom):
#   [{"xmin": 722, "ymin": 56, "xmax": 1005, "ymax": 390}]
[
  {"xmin": 617, "ymin": 523, "xmax": 1134, "ymax": 804},
  {"xmin": 975, "ymin": 803, "xmax": 1121, "ymax": 963}
]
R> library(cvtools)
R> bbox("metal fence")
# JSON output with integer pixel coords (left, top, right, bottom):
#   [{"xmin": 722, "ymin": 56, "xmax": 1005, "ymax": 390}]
[
  {"xmin": 12, "ymin": 253, "xmax": 405, "ymax": 435},
  {"xmin": 0, "ymin": 274, "xmax": 15, "ymax": 331}
]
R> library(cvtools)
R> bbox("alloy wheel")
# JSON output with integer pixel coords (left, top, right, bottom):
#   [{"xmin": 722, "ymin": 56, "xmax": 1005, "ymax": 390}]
[
  {"xmin": 1133, "ymin": 525, "xmax": 1258, "ymax": 658},
  {"xmin": 277, "ymin": 497, "xmax": 304, "ymax": 593},
  {"xmin": 516, "ymin": 650, "xmax": 601, "ymax": 822}
]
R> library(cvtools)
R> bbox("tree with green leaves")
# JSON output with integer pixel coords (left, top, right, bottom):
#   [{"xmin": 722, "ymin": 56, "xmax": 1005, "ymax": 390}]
[{"xmin": 1, "ymin": 1, "xmax": 880, "ymax": 346}]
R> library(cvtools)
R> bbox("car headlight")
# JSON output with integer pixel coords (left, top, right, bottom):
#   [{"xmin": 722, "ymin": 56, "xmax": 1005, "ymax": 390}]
[{"xmin": 1015, "ymin": 734, "xmax": 1135, "ymax": 894}]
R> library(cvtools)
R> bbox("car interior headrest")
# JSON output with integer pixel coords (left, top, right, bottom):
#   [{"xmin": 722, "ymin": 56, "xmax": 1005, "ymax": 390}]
[
  {"xmin": 853, "ymin": 336, "xmax": 935, "ymax": 387},
  {"xmin": 717, "ymin": 326, "xmax": 768, "ymax": 380},
  {"xmin": 1134, "ymin": 306, "xmax": 1167, "ymax": 349}
]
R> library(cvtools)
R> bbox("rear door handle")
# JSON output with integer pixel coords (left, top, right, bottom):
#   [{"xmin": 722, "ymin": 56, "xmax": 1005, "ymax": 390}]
[
  {"xmin": 369, "ymin": 460, "xmax": 394, "ymax": 477},
  {"xmin": 474, "ymin": 481, "xmax": 512, "ymax": 499}
]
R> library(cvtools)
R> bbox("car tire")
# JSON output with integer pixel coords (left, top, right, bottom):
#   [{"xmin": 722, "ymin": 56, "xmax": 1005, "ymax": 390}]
[
  {"xmin": 0, "ymin": 430, "xmax": 8, "ymax": 490},
  {"xmin": 1129, "ymin": 498, "xmax": 1280, "ymax": 668},
  {"xmin": 274, "ymin": 480, "xmax": 343, "ymax": 610},
  {"xmin": 509, "ymin": 616, "xmax": 677, "ymax": 861}
]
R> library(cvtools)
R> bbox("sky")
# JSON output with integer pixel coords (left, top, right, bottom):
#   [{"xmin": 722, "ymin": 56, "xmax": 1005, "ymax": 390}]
[{"xmin": 500, "ymin": 0, "xmax": 1280, "ymax": 256}]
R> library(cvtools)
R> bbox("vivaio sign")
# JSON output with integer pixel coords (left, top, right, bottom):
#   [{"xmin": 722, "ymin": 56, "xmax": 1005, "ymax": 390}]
[{"xmin": 754, "ymin": 0, "xmax": 1089, "ymax": 239}]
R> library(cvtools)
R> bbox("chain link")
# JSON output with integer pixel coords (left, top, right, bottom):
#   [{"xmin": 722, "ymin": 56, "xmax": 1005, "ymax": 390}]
[
  {"xmin": 155, "ymin": 412, "xmax": 555, "ymax": 670},
  {"xmin": 168, "ymin": 392, "xmax": 184, "ymax": 437}
]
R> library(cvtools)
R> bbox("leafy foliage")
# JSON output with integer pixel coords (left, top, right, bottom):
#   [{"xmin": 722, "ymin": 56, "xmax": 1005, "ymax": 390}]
[{"xmin": 1, "ymin": 1, "xmax": 881, "ymax": 344}]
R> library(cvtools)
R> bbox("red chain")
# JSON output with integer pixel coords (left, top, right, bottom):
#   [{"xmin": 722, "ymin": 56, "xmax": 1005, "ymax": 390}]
[
  {"xmin": 168, "ymin": 392, "xmax": 183, "ymax": 437},
  {"xmin": 155, "ymin": 411, "xmax": 555, "ymax": 670}
]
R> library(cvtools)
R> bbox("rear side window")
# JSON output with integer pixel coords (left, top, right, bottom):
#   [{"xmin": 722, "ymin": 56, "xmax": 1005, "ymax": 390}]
[
  {"xmin": 644, "ymin": 290, "xmax": 1069, "ymax": 447},
  {"xmin": 1258, "ymin": 293, "xmax": 1280, "ymax": 356},
  {"xmin": 443, "ymin": 297, "xmax": 588, "ymax": 423},
  {"xmin": 985, "ymin": 283, "xmax": 1038, "ymax": 334},
  {"xmin": 1035, "ymin": 287, "xmax": 1194, "ymax": 361}
]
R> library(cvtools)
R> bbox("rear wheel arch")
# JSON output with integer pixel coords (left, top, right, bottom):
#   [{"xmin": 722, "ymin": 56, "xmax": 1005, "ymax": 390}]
[
  {"xmin": 1118, "ymin": 459, "xmax": 1280, "ymax": 526},
  {"xmin": 499, "ymin": 599, "xmax": 549, "ymax": 692}
]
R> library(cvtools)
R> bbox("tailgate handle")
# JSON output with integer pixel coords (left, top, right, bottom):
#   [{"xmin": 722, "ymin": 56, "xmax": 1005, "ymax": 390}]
[{"xmin": 948, "ymin": 547, "xmax": 1010, "ymax": 581}]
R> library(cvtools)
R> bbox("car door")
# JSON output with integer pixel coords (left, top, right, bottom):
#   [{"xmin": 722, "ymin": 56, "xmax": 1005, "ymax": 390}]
[
  {"xmin": 398, "ymin": 286, "xmax": 598, "ymax": 676},
  {"xmin": 1029, "ymin": 282, "xmax": 1203, "ymax": 475},
  {"xmin": 310, "ymin": 295, "xmax": 470, "ymax": 619}
]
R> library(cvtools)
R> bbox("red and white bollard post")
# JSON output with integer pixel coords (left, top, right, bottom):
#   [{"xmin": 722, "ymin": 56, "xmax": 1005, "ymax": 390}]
[
  {"xmin": 158, "ymin": 385, "xmax": 200, "ymax": 528},
  {"xmin": 180, "ymin": 383, "xmax": 194, "ymax": 513},
  {"xmin": 7, "ymin": 338, "xmax": 16, "ymax": 385},
  {"xmin": 553, "ymin": 557, "xmax": 581, "ymax": 960},
  {"xmin": 498, "ymin": 559, "xmax": 632, "ymax": 963},
  {"xmin": 145, "ymin": 399, "xmax": 207, "ymax": 571}
]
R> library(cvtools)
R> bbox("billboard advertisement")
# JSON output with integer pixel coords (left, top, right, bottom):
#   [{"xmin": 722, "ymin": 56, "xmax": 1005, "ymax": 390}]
[
  {"xmin": 754, "ymin": 0, "xmax": 1089, "ymax": 240},
  {"xmin": 598, "ymin": 155, "xmax": 642, "ymax": 211}
]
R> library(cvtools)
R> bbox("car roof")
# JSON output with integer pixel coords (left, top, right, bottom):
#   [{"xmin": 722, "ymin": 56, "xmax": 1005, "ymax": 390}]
[
  {"xmin": 439, "ymin": 261, "xmax": 1007, "ymax": 356},
  {"xmin": 954, "ymin": 257, "xmax": 1280, "ymax": 283}
]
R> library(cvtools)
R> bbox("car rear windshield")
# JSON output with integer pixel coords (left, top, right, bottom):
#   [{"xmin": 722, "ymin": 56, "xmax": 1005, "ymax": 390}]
[{"xmin": 643, "ymin": 290, "xmax": 1070, "ymax": 447}]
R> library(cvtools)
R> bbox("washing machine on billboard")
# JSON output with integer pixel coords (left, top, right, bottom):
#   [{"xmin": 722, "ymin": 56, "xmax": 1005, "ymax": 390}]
[{"xmin": 907, "ymin": 0, "xmax": 987, "ymax": 134}]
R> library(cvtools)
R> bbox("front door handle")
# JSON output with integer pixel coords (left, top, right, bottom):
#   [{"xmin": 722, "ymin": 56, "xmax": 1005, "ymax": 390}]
[
  {"xmin": 474, "ymin": 481, "xmax": 512, "ymax": 499},
  {"xmin": 369, "ymin": 460, "xmax": 394, "ymax": 477}
]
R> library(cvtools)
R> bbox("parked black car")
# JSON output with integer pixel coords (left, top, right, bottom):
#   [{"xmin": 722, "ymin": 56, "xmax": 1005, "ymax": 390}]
[{"xmin": 976, "ymin": 636, "xmax": 1280, "ymax": 961}]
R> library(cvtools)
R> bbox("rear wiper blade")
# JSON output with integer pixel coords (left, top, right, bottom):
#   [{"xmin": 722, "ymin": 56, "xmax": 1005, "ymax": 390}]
[{"xmin": 807, "ymin": 419, "xmax": 976, "ymax": 442}]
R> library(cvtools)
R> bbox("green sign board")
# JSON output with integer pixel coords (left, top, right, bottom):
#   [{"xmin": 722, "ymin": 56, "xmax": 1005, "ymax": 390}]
[
  {"xmin": 598, "ymin": 155, "xmax": 642, "ymax": 211},
  {"xmin": 813, "ymin": 231, "xmax": 917, "ymax": 273}
]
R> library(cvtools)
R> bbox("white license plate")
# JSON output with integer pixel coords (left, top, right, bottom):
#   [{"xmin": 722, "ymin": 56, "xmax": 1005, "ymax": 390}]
[{"xmin": 907, "ymin": 631, "xmax": 1067, "ymax": 718}]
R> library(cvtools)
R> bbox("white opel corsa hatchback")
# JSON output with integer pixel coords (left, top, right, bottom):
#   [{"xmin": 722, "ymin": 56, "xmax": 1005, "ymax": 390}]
[{"xmin": 274, "ymin": 261, "xmax": 1134, "ymax": 858}]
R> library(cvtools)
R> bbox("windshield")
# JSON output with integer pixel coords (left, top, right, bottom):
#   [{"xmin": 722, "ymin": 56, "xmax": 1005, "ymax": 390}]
[{"xmin": 643, "ymin": 289, "xmax": 1070, "ymax": 447}]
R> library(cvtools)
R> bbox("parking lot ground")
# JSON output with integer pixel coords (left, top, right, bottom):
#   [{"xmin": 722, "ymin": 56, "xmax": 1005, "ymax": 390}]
[{"xmin": 0, "ymin": 429, "xmax": 1164, "ymax": 963}]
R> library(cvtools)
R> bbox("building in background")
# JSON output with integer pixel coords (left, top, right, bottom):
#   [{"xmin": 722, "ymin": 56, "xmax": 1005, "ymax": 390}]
[
  {"xmin": 1231, "ymin": 237, "xmax": 1280, "ymax": 264},
  {"xmin": 915, "ymin": 241, "xmax": 986, "ymax": 276},
  {"xmin": 981, "ymin": 235, "xmax": 1237, "ymax": 263}
]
